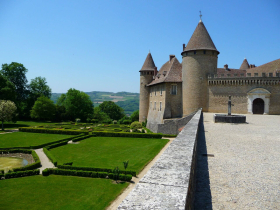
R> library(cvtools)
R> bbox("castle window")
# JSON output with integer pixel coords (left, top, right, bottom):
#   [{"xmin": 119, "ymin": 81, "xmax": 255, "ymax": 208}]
[
  {"xmin": 221, "ymin": 74, "xmax": 224, "ymax": 77},
  {"xmin": 203, "ymin": 50, "xmax": 206, "ymax": 54},
  {"xmin": 240, "ymin": 73, "xmax": 244, "ymax": 77},
  {"xmin": 212, "ymin": 51, "xmax": 214, "ymax": 55},
  {"xmin": 276, "ymin": 73, "xmax": 280, "ymax": 77},
  {"xmin": 247, "ymin": 73, "xmax": 251, "ymax": 77},
  {"xmin": 171, "ymin": 85, "xmax": 177, "ymax": 95},
  {"xmin": 269, "ymin": 73, "xmax": 273, "ymax": 77},
  {"xmin": 155, "ymin": 87, "xmax": 157, "ymax": 96},
  {"xmin": 194, "ymin": 51, "xmax": 196, "ymax": 55},
  {"xmin": 160, "ymin": 102, "xmax": 162, "ymax": 111},
  {"xmin": 154, "ymin": 102, "xmax": 156, "ymax": 110},
  {"xmin": 234, "ymin": 74, "xmax": 237, "ymax": 77},
  {"xmin": 262, "ymin": 73, "xmax": 266, "ymax": 77},
  {"xmin": 227, "ymin": 74, "xmax": 231, "ymax": 77},
  {"xmin": 150, "ymin": 102, "xmax": 152, "ymax": 108},
  {"xmin": 160, "ymin": 86, "xmax": 163, "ymax": 95},
  {"xmin": 254, "ymin": 73, "xmax": 258, "ymax": 77}
]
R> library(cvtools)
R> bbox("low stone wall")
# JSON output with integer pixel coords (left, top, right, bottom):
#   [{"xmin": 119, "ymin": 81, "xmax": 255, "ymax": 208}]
[
  {"xmin": 157, "ymin": 111, "xmax": 196, "ymax": 135},
  {"xmin": 118, "ymin": 108, "xmax": 202, "ymax": 210}
]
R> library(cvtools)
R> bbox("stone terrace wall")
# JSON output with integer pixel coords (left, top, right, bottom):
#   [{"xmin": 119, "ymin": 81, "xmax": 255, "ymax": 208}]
[
  {"xmin": 157, "ymin": 111, "xmax": 196, "ymax": 135},
  {"xmin": 118, "ymin": 109, "xmax": 202, "ymax": 210}
]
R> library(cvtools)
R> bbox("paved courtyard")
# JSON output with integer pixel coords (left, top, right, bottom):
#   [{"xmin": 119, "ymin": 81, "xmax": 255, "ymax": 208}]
[{"xmin": 195, "ymin": 113, "xmax": 280, "ymax": 210}]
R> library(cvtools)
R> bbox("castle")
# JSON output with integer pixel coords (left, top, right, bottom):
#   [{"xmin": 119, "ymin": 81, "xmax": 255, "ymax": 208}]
[{"xmin": 139, "ymin": 18, "xmax": 280, "ymax": 133}]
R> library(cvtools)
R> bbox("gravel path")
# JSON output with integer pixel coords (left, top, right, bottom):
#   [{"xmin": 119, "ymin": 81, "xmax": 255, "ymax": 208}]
[
  {"xmin": 34, "ymin": 148, "xmax": 55, "ymax": 174},
  {"xmin": 195, "ymin": 113, "xmax": 280, "ymax": 210}
]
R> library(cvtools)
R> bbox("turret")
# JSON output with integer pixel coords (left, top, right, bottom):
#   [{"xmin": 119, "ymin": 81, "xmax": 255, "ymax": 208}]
[
  {"xmin": 181, "ymin": 19, "xmax": 219, "ymax": 115},
  {"xmin": 139, "ymin": 52, "xmax": 156, "ymax": 123},
  {"xmin": 240, "ymin": 58, "xmax": 250, "ymax": 69}
]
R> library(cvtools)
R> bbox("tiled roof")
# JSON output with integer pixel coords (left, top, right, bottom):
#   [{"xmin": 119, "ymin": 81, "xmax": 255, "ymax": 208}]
[
  {"xmin": 147, "ymin": 56, "xmax": 182, "ymax": 86},
  {"xmin": 183, "ymin": 21, "xmax": 218, "ymax": 53},
  {"xmin": 217, "ymin": 68, "xmax": 247, "ymax": 77},
  {"xmin": 240, "ymin": 58, "xmax": 250, "ymax": 69},
  {"xmin": 140, "ymin": 52, "xmax": 156, "ymax": 71},
  {"xmin": 246, "ymin": 58, "xmax": 280, "ymax": 74}
]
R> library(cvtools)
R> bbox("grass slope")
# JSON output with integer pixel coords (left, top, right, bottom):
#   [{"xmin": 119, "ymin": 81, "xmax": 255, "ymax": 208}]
[
  {"xmin": 51, "ymin": 137, "xmax": 169, "ymax": 173},
  {"xmin": 0, "ymin": 175, "xmax": 128, "ymax": 210},
  {"xmin": 0, "ymin": 132, "xmax": 72, "ymax": 148}
]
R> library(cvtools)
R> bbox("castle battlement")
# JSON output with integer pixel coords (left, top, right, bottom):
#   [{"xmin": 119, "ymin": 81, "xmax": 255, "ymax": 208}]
[{"xmin": 208, "ymin": 77, "xmax": 280, "ymax": 86}]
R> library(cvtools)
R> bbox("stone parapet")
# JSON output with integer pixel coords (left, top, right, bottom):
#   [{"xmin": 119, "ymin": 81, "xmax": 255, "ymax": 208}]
[
  {"xmin": 118, "ymin": 109, "xmax": 202, "ymax": 210},
  {"xmin": 208, "ymin": 77, "xmax": 280, "ymax": 86}
]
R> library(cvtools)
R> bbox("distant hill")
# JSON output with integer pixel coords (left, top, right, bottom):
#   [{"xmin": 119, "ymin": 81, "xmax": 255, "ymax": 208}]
[{"xmin": 51, "ymin": 91, "xmax": 139, "ymax": 116}]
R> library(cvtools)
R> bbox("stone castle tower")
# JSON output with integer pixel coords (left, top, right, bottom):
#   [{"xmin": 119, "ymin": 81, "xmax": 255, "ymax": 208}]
[
  {"xmin": 181, "ymin": 20, "xmax": 219, "ymax": 116},
  {"xmin": 139, "ymin": 52, "xmax": 156, "ymax": 123}
]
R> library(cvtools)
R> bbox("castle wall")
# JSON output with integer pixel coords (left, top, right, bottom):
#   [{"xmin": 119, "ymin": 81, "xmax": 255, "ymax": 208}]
[
  {"xmin": 182, "ymin": 50, "xmax": 218, "ymax": 116},
  {"xmin": 147, "ymin": 84, "xmax": 166, "ymax": 132},
  {"xmin": 164, "ymin": 83, "xmax": 182, "ymax": 119},
  {"xmin": 139, "ymin": 72, "xmax": 153, "ymax": 123},
  {"xmin": 208, "ymin": 79, "xmax": 280, "ymax": 114}
]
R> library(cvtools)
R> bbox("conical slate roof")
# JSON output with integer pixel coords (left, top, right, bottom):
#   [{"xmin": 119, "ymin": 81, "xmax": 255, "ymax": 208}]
[
  {"xmin": 240, "ymin": 58, "xmax": 250, "ymax": 69},
  {"xmin": 183, "ymin": 21, "xmax": 219, "ymax": 53},
  {"xmin": 140, "ymin": 52, "xmax": 156, "ymax": 71}
]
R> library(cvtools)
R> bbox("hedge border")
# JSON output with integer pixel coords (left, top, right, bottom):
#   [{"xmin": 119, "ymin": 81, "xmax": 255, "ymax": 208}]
[
  {"xmin": 43, "ymin": 147, "xmax": 57, "ymax": 166},
  {"xmin": 57, "ymin": 164, "xmax": 136, "ymax": 177},
  {"xmin": 42, "ymin": 168, "xmax": 132, "ymax": 182},
  {"xmin": 19, "ymin": 127, "xmax": 88, "ymax": 135},
  {"xmin": 4, "ymin": 169, "xmax": 40, "ymax": 179}
]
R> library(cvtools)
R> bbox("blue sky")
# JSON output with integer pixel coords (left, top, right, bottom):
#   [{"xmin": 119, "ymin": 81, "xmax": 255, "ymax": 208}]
[{"xmin": 1, "ymin": 0, "xmax": 279, "ymax": 93}]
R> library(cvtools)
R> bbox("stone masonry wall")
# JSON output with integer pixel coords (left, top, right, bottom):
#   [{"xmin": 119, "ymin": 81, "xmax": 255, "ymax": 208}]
[
  {"xmin": 208, "ymin": 83, "xmax": 280, "ymax": 114},
  {"xmin": 118, "ymin": 109, "xmax": 202, "ymax": 210}
]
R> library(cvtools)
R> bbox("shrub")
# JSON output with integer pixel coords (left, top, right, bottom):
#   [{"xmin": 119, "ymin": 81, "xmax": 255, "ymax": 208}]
[
  {"xmin": 4, "ymin": 169, "xmax": 39, "ymax": 179},
  {"xmin": 43, "ymin": 148, "xmax": 57, "ymax": 166},
  {"xmin": 42, "ymin": 168, "xmax": 49, "ymax": 176},
  {"xmin": 57, "ymin": 165, "xmax": 136, "ymax": 177},
  {"xmin": 63, "ymin": 162, "xmax": 73, "ymax": 166},
  {"xmin": 130, "ymin": 121, "xmax": 142, "ymax": 129}
]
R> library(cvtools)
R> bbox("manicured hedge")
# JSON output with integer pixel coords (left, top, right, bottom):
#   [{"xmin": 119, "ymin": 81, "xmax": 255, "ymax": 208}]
[
  {"xmin": 19, "ymin": 127, "xmax": 88, "ymax": 135},
  {"xmin": 13, "ymin": 150, "xmax": 41, "ymax": 172},
  {"xmin": 57, "ymin": 165, "xmax": 136, "ymax": 177},
  {"xmin": 162, "ymin": 134, "xmax": 177, "ymax": 137},
  {"xmin": 0, "ymin": 149, "xmax": 32, "ymax": 154},
  {"xmin": 72, "ymin": 134, "xmax": 96, "ymax": 142},
  {"xmin": 45, "ymin": 140, "xmax": 69, "ymax": 150},
  {"xmin": 4, "ymin": 169, "xmax": 40, "ymax": 179},
  {"xmin": 43, "ymin": 168, "xmax": 132, "ymax": 181},
  {"xmin": 92, "ymin": 131, "xmax": 162, "ymax": 139},
  {"xmin": 43, "ymin": 147, "xmax": 58, "ymax": 166}
]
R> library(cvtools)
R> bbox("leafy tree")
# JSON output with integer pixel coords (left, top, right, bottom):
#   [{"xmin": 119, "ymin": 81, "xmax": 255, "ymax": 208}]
[
  {"xmin": 0, "ymin": 62, "xmax": 29, "ymax": 102},
  {"xmin": 0, "ymin": 74, "xmax": 16, "ymax": 101},
  {"xmin": 99, "ymin": 101, "xmax": 124, "ymax": 120},
  {"xmin": 0, "ymin": 100, "xmax": 17, "ymax": 130},
  {"xmin": 29, "ymin": 77, "xmax": 52, "ymax": 99},
  {"xmin": 30, "ymin": 96, "xmax": 56, "ymax": 121},
  {"xmin": 57, "ymin": 88, "xmax": 94, "ymax": 121},
  {"xmin": 93, "ymin": 107, "xmax": 111, "ymax": 122},
  {"xmin": 130, "ymin": 110, "xmax": 139, "ymax": 122},
  {"xmin": 54, "ymin": 105, "xmax": 67, "ymax": 122},
  {"xmin": 130, "ymin": 121, "xmax": 142, "ymax": 129}
]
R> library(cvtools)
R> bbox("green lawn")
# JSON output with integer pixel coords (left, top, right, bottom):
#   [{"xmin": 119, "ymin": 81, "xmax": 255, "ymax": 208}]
[
  {"xmin": 50, "ymin": 137, "xmax": 169, "ymax": 173},
  {"xmin": 0, "ymin": 175, "xmax": 128, "ymax": 210},
  {"xmin": 0, "ymin": 132, "xmax": 72, "ymax": 148}
]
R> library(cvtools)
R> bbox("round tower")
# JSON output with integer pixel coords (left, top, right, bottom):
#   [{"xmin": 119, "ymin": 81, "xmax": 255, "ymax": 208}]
[
  {"xmin": 181, "ymin": 20, "xmax": 219, "ymax": 116},
  {"xmin": 139, "ymin": 52, "xmax": 156, "ymax": 123}
]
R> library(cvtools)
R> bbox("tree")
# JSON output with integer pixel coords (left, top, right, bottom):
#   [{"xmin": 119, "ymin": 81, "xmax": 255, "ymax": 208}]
[
  {"xmin": 29, "ymin": 76, "xmax": 52, "ymax": 99},
  {"xmin": 93, "ymin": 107, "xmax": 111, "ymax": 122},
  {"xmin": 99, "ymin": 101, "xmax": 124, "ymax": 120},
  {"xmin": 57, "ymin": 88, "xmax": 94, "ymax": 121},
  {"xmin": 130, "ymin": 110, "xmax": 139, "ymax": 122},
  {"xmin": 0, "ymin": 74, "xmax": 16, "ymax": 101},
  {"xmin": 30, "ymin": 96, "xmax": 56, "ymax": 121},
  {"xmin": 0, "ymin": 100, "xmax": 17, "ymax": 130},
  {"xmin": 0, "ymin": 62, "xmax": 29, "ymax": 102}
]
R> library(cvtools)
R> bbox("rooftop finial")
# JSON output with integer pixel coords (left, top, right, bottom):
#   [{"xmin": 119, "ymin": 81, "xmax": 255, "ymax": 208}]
[{"xmin": 199, "ymin": 11, "xmax": 202, "ymax": 22}]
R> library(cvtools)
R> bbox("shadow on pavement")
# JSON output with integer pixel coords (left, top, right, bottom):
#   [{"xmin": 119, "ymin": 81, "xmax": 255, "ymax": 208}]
[{"xmin": 194, "ymin": 113, "xmax": 213, "ymax": 210}]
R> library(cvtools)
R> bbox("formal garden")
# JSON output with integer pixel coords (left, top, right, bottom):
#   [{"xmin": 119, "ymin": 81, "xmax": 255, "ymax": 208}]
[{"xmin": 0, "ymin": 122, "xmax": 170, "ymax": 209}]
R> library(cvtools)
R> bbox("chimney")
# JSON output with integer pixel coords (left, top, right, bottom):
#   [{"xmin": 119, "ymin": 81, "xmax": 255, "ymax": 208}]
[
  {"xmin": 154, "ymin": 67, "xmax": 158, "ymax": 77},
  {"xmin": 224, "ymin": 64, "xmax": 228, "ymax": 70},
  {"xmin": 169, "ymin": 55, "xmax": 175, "ymax": 62},
  {"xmin": 183, "ymin": 44, "xmax": 185, "ymax": 51}
]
